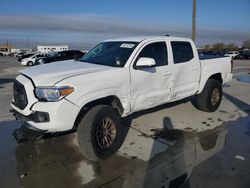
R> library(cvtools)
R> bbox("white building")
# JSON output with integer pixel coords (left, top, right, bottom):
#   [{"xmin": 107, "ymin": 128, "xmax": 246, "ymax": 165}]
[{"xmin": 37, "ymin": 45, "xmax": 68, "ymax": 53}]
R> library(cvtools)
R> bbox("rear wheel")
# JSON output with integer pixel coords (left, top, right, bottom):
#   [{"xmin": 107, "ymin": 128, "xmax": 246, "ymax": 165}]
[
  {"xmin": 77, "ymin": 105, "xmax": 124, "ymax": 161},
  {"xmin": 196, "ymin": 79, "xmax": 222, "ymax": 112}
]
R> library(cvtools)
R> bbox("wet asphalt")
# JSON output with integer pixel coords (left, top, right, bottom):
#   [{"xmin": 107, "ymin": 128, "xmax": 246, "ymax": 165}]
[
  {"xmin": 1, "ymin": 110, "xmax": 250, "ymax": 188},
  {"xmin": 181, "ymin": 92, "xmax": 250, "ymax": 188},
  {"xmin": 0, "ymin": 57, "xmax": 250, "ymax": 188}
]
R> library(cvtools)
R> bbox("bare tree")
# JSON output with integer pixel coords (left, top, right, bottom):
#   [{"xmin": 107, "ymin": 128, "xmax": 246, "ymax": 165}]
[
  {"xmin": 204, "ymin": 44, "xmax": 210, "ymax": 50},
  {"xmin": 212, "ymin": 43, "xmax": 225, "ymax": 51},
  {"xmin": 226, "ymin": 43, "xmax": 238, "ymax": 51}
]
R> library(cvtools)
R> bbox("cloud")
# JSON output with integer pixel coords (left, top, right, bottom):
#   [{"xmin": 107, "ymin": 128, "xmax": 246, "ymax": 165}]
[
  {"xmin": 0, "ymin": 14, "xmax": 249, "ymax": 47},
  {"xmin": 0, "ymin": 14, "xmax": 170, "ymax": 35}
]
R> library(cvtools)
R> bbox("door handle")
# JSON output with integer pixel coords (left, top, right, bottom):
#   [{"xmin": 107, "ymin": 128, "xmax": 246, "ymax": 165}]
[{"xmin": 163, "ymin": 71, "xmax": 172, "ymax": 76}]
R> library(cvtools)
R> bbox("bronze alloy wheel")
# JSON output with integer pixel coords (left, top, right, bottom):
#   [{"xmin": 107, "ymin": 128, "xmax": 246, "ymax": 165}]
[
  {"xmin": 211, "ymin": 88, "xmax": 220, "ymax": 106},
  {"xmin": 96, "ymin": 116, "xmax": 117, "ymax": 149}
]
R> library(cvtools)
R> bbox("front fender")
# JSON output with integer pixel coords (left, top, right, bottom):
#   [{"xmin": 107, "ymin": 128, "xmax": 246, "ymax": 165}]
[{"xmin": 67, "ymin": 88, "xmax": 131, "ymax": 117}]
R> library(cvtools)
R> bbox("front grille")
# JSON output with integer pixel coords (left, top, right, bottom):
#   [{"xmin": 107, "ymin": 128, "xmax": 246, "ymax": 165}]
[{"xmin": 13, "ymin": 80, "xmax": 28, "ymax": 110}]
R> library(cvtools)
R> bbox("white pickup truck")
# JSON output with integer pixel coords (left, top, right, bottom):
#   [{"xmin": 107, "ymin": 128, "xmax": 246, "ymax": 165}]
[{"xmin": 11, "ymin": 36, "xmax": 232, "ymax": 160}]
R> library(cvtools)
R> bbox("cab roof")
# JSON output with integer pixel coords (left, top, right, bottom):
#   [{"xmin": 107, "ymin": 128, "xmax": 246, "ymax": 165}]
[{"xmin": 104, "ymin": 36, "xmax": 192, "ymax": 43}]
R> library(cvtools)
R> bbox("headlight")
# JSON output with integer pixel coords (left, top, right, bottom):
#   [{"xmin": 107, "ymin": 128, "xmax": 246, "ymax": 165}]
[{"xmin": 35, "ymin": 86, "xmax": 74, "ymax": 102}]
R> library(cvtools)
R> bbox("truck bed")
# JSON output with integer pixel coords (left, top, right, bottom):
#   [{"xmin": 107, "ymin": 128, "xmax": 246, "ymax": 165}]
[
  {"xmin": 198, "ymin": 56, "xmax": 232, "ymax": 91},
  {"xmin": 199, "ymin": 54, "xmax": 226, "ymax": 60}
]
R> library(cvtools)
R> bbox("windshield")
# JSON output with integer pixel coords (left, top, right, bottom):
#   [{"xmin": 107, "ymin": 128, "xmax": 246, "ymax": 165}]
[{"xmin": 80, "ymin": 41, "xmax": 138, "ymax": 67}]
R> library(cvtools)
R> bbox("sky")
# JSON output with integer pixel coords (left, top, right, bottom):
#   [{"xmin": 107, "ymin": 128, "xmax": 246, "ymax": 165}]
[{"xmin": 0, "ymin": 0, "xmax": 249, "ymax": 49}]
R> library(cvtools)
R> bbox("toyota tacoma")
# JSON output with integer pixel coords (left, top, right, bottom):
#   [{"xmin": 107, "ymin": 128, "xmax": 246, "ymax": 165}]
[{"xmin": 11, "ymin": 36, "xmax": 233, "ymax": 161}]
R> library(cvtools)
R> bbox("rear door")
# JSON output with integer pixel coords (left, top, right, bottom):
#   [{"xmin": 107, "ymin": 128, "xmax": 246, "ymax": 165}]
[
  {"xmin": 130, "ymin": 41, "xmax": 173, "ymax": 112},
  {"xmin": 169, "ymin": 41, "xmax": 200, "ymax": 100}
]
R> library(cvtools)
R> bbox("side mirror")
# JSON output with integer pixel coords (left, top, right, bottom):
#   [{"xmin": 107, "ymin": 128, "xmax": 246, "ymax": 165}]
[{"xmin": 136, "ymin": 57, "xmax": 156, "ymax": 68}]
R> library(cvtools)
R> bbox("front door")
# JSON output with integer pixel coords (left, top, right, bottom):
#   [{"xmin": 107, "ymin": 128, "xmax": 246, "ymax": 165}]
[{"xmin": 130, "ymin": 41, "xmax": 173, "ymax": 112}]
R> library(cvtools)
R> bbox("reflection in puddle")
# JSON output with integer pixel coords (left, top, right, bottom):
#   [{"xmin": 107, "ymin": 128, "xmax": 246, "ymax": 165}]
[
  {"xmin": 14, "ymin": 124, "xmax": 227, "ymax": 188},
  {"xmin": 77, "ymin": 161, "xmax": 95, "ymax": 184}
]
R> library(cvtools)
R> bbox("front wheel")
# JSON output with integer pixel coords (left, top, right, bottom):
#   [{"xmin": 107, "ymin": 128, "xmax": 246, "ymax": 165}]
[
  {"xmin": 77, "ymin": 105, "xmax": 125, "ymax": 161},
  {"xmin": 27, "ymin": 61, "xmax": 33, "ymax": 66},
  {"xmin": 195, "ymin": 79, "xmax": 222, "ymax": 112}
]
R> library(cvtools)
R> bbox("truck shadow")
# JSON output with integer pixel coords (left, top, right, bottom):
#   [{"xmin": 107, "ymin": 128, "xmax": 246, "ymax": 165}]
[{"xmin": 223, "ymin": 92, "xmax": 250, "ymax": 114}]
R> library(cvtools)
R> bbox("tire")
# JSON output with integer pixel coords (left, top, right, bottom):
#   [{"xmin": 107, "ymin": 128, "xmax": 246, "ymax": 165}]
[
  {"xmin": 27, "ymin": 61, "xmax": 33, "ymax": 66},
  {"xmin": 196, "ymin": 79, "xmax": 222, "ymax": 112},
  {"xmin": 77, "ymin": 105, "xmax": 125, "ymax": 161}
]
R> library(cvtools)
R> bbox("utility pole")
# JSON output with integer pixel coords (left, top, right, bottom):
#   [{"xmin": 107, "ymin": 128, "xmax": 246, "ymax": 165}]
[
  {"xmin": 6, "ymin": 39, "xmax": 9, "ymax": 53},
  {"xmin": 192, "ymin": 0, "xmax": 197, "ymax": 43}
]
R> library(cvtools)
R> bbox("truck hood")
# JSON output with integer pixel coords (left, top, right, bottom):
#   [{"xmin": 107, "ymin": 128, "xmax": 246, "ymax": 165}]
[{"xmin": 20, "ymin": 60, "xmax": 115, "ymax": 86}]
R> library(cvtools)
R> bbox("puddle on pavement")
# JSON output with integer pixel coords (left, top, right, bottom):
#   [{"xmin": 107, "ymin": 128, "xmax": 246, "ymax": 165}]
[
  {"xmin": 0, "ymin": 120, "xmax": 20, "ymax": 188},
  {"xmin": 182, "ymin": 109, "xmax": 250, "ymax": 188},
  {"xmin": 0, "ymin": 119, "xmax": 229, "ymax": 188},
  {"xmin": 245, "ymin": 121, "xmax": 250, "ymax": 137},
  {"xmin": 236, "ymin": 75, "xmax": 250, "ymax": 83}
]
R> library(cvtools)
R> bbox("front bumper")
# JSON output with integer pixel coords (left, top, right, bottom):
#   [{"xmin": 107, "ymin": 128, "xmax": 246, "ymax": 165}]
[
  {"xmin": 11, "ymin": 99, "xmax": 80, "ymax": 132},
  {"xmin": 20, "ymin": 61, "xmax": 28, "ymax": 66},
  {"xmin": 11, "ymin": 108, "xmax": 50, "ymax": 123},
  {"xmin": 11, "ymin": 74, "xmax": 81, "ymax": 133},
  {"xmin": 13, "ymin": 122, "xmax": 47, "ymax": 143}
]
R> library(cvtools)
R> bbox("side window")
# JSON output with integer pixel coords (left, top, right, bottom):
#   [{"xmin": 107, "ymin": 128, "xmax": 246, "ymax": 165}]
[
  {"xmin": 171, "ymin": 41, "xmax": 194, "ymax": 64},
  {"xmin": 137, "ymin": 42, "xmax": 168, "ymax": 66}
]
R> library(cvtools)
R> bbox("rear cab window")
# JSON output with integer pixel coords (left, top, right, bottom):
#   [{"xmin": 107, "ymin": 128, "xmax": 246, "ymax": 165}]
[{"xmin": 171, "ymin": 41, "xmax": 194, "ymax": 64}]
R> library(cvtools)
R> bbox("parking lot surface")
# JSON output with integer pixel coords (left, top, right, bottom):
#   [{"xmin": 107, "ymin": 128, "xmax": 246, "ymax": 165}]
[{"xmin": 0, "ymin": 57, "xmax": 250, "ymax": 188}]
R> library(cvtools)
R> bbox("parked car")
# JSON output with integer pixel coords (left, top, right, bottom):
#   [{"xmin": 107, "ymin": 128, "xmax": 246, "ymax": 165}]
[
  {"xmin": 0, "ymin": 51, "xmax": 10, "ymax": 56},
  {"xmin": 224, "ymin": 51, "xmax": 239, "ymax": 58},
  {"xmin": 0, "ymin": 52, "xmax": 3, "ymax": 56},
  {"xmin": 11, "ymin": 36, "xmax": 232, "ymax": 161},
  {"xmin": 34, "ymin": 50, "xmax": 85, "ymax": 65},
  {"xmin": 233, "ymin": 50, "xmax": 250, "ymax": 59},
  {"xmin": 17, "ymin": 53, "xmax": 35, "ymax": 62},
  {"xmin": 20, "ymin": 54, "xmax": 46, "ymax": 66}
]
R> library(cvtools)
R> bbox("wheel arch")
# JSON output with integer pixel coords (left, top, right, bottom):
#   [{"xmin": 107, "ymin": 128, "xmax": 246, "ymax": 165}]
[
  {"xmin": 208, "ymin": 73, "xmax": 223, "ymax": 83},
  {"xmin": 73, "ymin": 95, "xmax": 124, "ymax": 130},
  {"xmin": 197, "ymin": 72, "xmax": 223, "ymax": 93}
]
